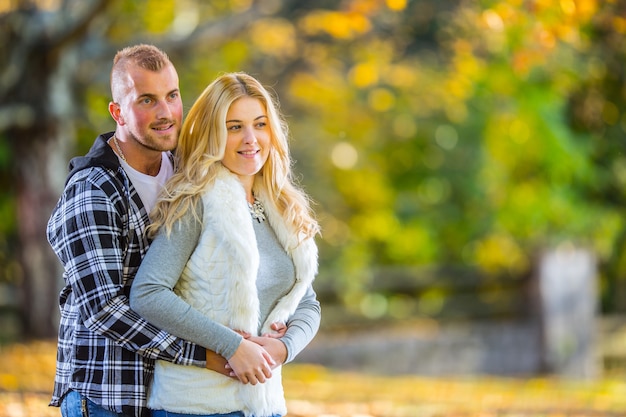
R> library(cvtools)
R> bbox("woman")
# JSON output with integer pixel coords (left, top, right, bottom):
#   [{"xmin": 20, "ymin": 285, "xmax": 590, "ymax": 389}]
[{"xmin": 130, "ymin": 72, "xmax": 321, "ymax": 417}]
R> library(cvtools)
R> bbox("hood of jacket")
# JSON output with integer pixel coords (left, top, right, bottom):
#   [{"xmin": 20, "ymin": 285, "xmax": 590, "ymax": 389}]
[{"xmin": 66, "ymin": 132, "xmax": 120, "ymax": 185}]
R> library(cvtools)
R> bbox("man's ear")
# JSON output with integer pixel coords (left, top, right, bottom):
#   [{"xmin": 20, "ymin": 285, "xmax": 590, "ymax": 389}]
[{"xmin": 108, "ymin": 102, "xmax": 125, "ymax": 125}]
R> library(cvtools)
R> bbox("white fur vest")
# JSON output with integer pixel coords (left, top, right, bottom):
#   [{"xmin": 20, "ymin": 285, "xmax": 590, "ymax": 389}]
[{"xmin": 147, "ymin": 166, "xmax": 318, "ymax": 417}]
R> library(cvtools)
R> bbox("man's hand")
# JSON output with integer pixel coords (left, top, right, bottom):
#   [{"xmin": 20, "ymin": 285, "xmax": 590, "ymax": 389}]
[{"xmin": 205, "ymin": 349, "xmax": 231, "ymax": 377}]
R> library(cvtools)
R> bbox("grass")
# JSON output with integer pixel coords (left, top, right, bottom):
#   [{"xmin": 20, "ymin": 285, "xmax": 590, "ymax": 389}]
[{"xmin": 3, "ymin": 340, "xmax": 626, "ymax": 417}]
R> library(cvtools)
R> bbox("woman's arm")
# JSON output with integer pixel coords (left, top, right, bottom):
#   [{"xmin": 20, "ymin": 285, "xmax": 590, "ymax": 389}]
[
  {"xmin": 130, "ymin": 206, "xmax": 242, "ymax": 360},
  {"xmin": 250, "ymin": 286, "xmax": 321, "ymax": 365},
  {"xmin": 131, "ymin": 204, "xmax": 278, "ymax": 384},
  {"xmin": 281, "ymin": 286, "xmax": 321, "ymax": 363}
]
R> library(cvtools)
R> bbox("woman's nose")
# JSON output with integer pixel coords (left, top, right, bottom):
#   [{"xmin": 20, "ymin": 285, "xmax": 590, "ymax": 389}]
[{"xmin": 242, "ymin": 126, "xmax": 257, "ymax": 143}]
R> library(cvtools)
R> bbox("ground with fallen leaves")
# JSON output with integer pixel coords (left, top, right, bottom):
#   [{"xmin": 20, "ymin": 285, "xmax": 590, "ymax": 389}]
[{"xmin": 2, "ymin": 340, "xmax": 626, "ymax": 417}]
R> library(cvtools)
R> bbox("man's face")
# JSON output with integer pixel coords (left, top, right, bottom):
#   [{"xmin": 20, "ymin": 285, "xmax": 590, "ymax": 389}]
[{"xmin": 112, "ymin": 63, "xmax": 183, "ymax": 153}]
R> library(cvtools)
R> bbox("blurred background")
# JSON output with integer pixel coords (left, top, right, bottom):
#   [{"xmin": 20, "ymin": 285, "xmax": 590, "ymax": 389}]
[{"xmin": 1, "ymin": 0, "xmax": 626, "ymax": 383}]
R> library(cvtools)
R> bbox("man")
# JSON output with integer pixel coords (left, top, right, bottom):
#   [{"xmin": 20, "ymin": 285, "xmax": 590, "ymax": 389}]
[{"xmin": 47, "ymin": 44, "xmax": 207, "ymax": 417}]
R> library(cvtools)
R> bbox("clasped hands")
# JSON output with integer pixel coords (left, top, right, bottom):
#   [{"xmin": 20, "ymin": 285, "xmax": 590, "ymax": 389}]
[{"xmin": 205, "ymin": 322, "xmax": 287, "ymax": 385}]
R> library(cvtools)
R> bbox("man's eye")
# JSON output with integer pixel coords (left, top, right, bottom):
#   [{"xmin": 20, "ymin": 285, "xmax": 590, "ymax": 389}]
[{"xmin": 142, "ymin": 98, "xmax": 152, "ymax": 104}]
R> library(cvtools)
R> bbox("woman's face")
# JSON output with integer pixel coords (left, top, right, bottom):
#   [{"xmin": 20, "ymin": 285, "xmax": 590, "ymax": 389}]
[{"xmin": 222, "ymin": 97, "xmax": 271, "ymax": 187}]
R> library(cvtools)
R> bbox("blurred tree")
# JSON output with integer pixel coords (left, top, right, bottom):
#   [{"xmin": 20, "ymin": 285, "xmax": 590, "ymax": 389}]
[
  {"xmin": 0, "ymin": 0, "xmax": 111, "ymax": 338},
  {"xmin": 566, "ymin": 0, "xmax": 626, "ymax": 311},
  {"xmin": 265, "ymin": 0, "xmax": 615, "ymax": 320}
]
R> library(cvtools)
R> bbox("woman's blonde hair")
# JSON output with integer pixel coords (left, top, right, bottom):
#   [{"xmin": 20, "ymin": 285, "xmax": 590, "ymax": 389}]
[{"xmin": 149, "ymin": 72, "xmax": 320, "ymax": 242}]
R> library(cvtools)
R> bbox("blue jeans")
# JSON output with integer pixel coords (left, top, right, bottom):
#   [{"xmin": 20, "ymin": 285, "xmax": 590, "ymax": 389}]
[
  {"xmin": 60, "ymin": 390, "xmax": 132, "ymax": 417},
  {"xmin": 152, "ymin": 411, "xmax": 281, "ymax": 417}
]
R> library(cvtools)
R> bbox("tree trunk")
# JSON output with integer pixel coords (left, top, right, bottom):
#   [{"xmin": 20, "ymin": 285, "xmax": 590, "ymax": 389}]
[
  {"xmin": 9, "ymin": 45, "xmax": 78, "ymax": 339},
  {"xmin": 14, "ymin": 126, "xmax": 66, "ymax": 338}
]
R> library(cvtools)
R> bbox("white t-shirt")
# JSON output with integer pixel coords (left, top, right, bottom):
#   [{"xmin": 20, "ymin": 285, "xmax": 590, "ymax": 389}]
[{"xmin": 118, "ymin": 152, "xmax": 174, "ymax": 214}]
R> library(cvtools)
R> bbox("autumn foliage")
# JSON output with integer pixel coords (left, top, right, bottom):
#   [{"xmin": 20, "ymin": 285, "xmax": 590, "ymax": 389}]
[{"xmin": 2, "ymin": 340, "xmax": 626, "ymax": 417}]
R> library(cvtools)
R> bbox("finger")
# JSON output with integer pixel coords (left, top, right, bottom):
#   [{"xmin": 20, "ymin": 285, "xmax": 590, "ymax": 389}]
[
  {"xmin": 263, "ymin": 350, "xmax": 276, "ymax": 367},
  {"xmin": 274, "ymin": 323, "xmax": 287, "ymax": 333}
]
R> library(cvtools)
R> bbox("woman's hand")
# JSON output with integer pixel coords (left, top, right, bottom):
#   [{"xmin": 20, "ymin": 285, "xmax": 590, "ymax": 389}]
[
  {"xmin": 226, "ymin": 322, "xmax": 287, "ymax": 381},
  {"xmin": 262, "ymin": 321, "xmax": 287, "ymax": 338},
  {"xmin": 246, "ymin": 335, "xmax": 287, "ymax": 368},
  {"xmin": 227, "ymin": 338, "xmax": 275, "ymax": 385},
  {"xmin": 255, "ymin": 322, "xmax": 288, "ymax": 367}
]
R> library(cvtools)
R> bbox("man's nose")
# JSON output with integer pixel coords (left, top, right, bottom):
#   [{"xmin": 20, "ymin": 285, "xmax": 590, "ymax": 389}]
[{"xmin": 155, "ymin": 100, "xmax": 173, "ymax": 119}]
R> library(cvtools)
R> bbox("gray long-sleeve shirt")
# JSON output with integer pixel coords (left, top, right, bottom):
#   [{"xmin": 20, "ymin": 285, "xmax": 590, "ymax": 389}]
[{"xmin": 130, "ymin": 203, "xmax": 321, "ymax": 363}]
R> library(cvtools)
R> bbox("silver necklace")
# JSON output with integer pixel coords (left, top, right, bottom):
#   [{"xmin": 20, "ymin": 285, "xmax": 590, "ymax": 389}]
[
  {"xmin": 248, "ymin": 198, "xmax": 266, "ymax": 223},
  {"xmin": 112, "ymin": 135, "xmax": 127, "ymax": 162}
]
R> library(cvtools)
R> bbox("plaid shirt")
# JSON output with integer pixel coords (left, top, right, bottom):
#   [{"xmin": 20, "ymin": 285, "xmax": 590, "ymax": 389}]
[{"xmin": 47, "ymin": 133, "xmax": 206, "ymax": 417}]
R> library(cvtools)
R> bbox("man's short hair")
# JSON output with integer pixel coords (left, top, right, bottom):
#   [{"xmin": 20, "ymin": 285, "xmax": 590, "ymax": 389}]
[{"xmin": 110, "ymin": 44, "xmax": 173, "ymax": 100}]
